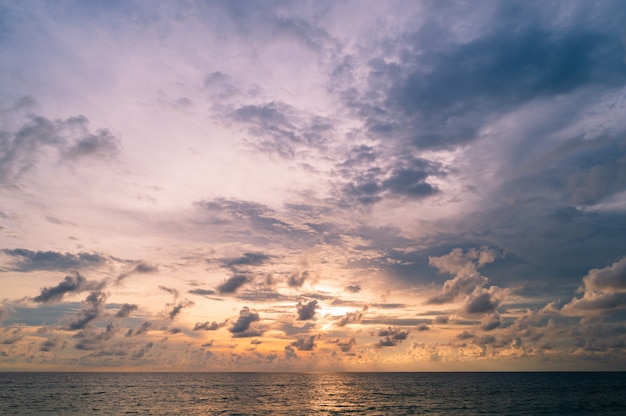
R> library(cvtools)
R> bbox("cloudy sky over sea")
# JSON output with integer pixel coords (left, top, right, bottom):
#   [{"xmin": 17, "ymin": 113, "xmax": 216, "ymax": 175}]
[{"xmin": 1, "ymin": 0, "xmax": 626, "ymax": 371}]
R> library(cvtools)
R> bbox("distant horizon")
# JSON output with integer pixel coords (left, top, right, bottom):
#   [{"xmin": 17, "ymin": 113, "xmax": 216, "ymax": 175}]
[{"xmin": 2, "ymin": 0, "xmax": 626, "ymax": 372}]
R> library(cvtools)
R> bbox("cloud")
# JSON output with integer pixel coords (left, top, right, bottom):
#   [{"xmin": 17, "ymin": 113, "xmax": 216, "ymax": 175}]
[
  {"xmin": 188, "ymin": 289, "xmax": 216, "ymax": 296},
  {"xmin": 291, "ymin": 335, "xmax": 317, "ymax": 351},
  {"xmin": 126, "ymin": 321, "xmax": 151, "ymax": 337},
  {"xmin": 33, "ymin": 272, "xmax": 105, "ymax": 303},
  {"xmin": 295, "ymin": 299, "xmax": 318, "ymax": 321},
  {"xmin": 116, "ymin": 261, "xmax": 158, "ymax": 283},
  {"xmin": 335, "ymin": 310, "xmax": 364, "ymax": 327},
  {"xmin": 376, "ymin": 327, "xmax": 409, "ymax": 347},
  {"xmin": 115, "ymin": 303, "xmax": 138, "ymax": 318},
  {"xmin": 427, "ymin": 248, "xmax": 498, "ymax": 305},
  {"xmin": 67, "ymin": 291, "xmax": 107, "ymax": 330},
  {"xmin": 288, "ymin": 271, "xmax": 310, "ymax": 288},
  {"xmin": 74, "ymin": 322, "xmax": 117, "ymax": 350},
  {"xmin": 166, "ymin": 299, "xmax": 194, "ymax": 320},
  {"xmin": 1, "ymin": 249, "xmax": 109, "ymax": 272},
  {"xmin": 284, "ymin": 344, "xmax": 298, "ymax": 360},
  {"xmin": 481, "ymin": 313, "xmax": 501, "ymax": 331},
  {"xmin": 230, "ymin": 101, "xmax": 332, "ymax": 158},
  {"xmin": 229, "ymin": 307, "xmax": 262, "ymax": 337},
  {"xmin": 217, "ymin": 275, "xmax": 250, "ymax": 294},
  {"xmin": 345, "ymin": 285, "xmax": 361, "ymax": 293},
  {"xmin": 40, "ymin": 337, "xmax": 58, "ymax": 352},
  {"xmin": 158, "ymin": 285, "xmax": 179, "ymax": 298},
  {"xmin": 0, "ymin": 114, "xmax": 120, "ymax": 185},
  {"xmin": 462, "ymin": 287, "xmax": 505, "ymax": 316},
  {"xmin": 220, "ymin": 252, "xmax": 273, "ymax": 270},
  {"xmin": 193, "ymin": 321, "xmax": 225, "ymax": 331},
  {"xmin": 562, "ymin": 257, "xmax": 626, "ymax": 316}
]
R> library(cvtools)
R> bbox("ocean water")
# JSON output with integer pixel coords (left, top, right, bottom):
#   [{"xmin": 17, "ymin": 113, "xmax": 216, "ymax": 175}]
[{"xmin": 1, "ymin": 372, "xmax": 625, "ymax": 415}]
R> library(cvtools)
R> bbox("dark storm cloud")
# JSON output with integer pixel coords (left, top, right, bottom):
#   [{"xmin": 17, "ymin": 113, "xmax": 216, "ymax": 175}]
[
  {"xmin": 115, "ymin": 303, "xmax": 138, "ymax": 318},
  {"xmin": 229, "ymin": 307, "xmax": 262, "ymax": 337},
  {"xmin": 67, "ymin": 291, "xmax": 107, "ymax": 330},
  {"xmin": 0, "ymin": 113, "xmax": 120, "ymax": 185},
  {"xmin": 217, "ymin": 275, "xmax": 250, "ymax": 294},
  {"xmin": 337, "ymin": 2, "xmax": 626, "ymax": 151},
  {"xmin": 296, "ymin": 299, "xmax": 318, "ymax": 321},
  {"xmin": 2, "ymin": 248, "xmax": 109, "ymax": 272},
  {"xmin": 33, "ymin": 272, "xmax": 105, "ymax": 303}
]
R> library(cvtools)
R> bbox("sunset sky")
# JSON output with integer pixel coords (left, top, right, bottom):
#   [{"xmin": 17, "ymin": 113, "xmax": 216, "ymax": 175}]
[{"xmin": 2, "ymin": 0, "xmax": 626, "ymax": 371}]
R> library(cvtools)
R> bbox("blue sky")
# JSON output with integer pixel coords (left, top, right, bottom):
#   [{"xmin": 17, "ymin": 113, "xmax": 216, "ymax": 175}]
[{"xmin": 1, "ymin": 0, "xmax": 626, "ymax": 371}]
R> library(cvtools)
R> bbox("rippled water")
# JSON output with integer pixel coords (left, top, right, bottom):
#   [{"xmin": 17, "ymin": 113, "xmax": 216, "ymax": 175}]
[{"xmin": 1, "ymin": 372, "xmax": 626, "ymax": 415}]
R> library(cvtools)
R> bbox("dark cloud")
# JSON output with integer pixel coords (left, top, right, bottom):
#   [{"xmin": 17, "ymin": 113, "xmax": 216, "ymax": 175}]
[
  {"xmin": 217, "ymin": 275, "xmax": 250, "ymax": 294},
  {"xmin": 376, "ymin": 327, "xmax": 409, "ymax": 347},
  {"xmin": 288, "ymin": 270, "xmax": 309, "ymax": 288},
  {"xmin": 336, "ymin": 337, "xmax": 356, "ymax": 353},
  {"xmin": 40, "ymin": 337, "xmax": 58, "ymax": 352},
  {"xmin": 338, "ymin": 156, "xmax": 445, "ymax": 206},
  {"xmin": 220, "ymin": 252, "xmax": 273, "ymax": 270},
  {"xmin": 463, "ymin": 289, "xmax": 504, "ymax": 316},
  {"xmin": 0, "ymin": 114, "xmax": 120, "ymax": 185},
  {"xmin": 67, "ymin": 291, "xmax": 107, "ymax": 330},
  {"xmin": 158, "ymin": 285, "xmax": 179, "ymax": 298},
  {"xmin": 230, "ymin": 101, "xmax": 332, "ymax": 158},
  {"xmin": 291, "ymin": 335, "xmax": 317, "ymax": 351},
  {"xmin": 193, "ymin": 321, "xmax": 225, "ymax": 331},
  {"xmin": 296, "ymin": 299, "xmax": 318, "ymax": 321},
  {"xmin": 33, "ymin": 272, "xmax": 105, "ymax": 303},
  {"xmin": 229, "ymin": 307, "xmax": 262, "ymax": 337},
  {"xmin": 188, "ymin": 288, "xmax": 216, "ymax": 296},
  {"xmin": 116, "ymin": 261, "xmax": 158, "ymax": 283},
  {"xmin": 74, "ymin": 322, "xmax": 117, "ymax": 350},
  {"xmin": 166, "ymin": 299, "xmax": 194, "ymax": 320},
  {"xmin": 345, "ymin": 285, "xmax": 361, "ymax": 293},
  {"xmin": 284, "ymin": 344, "xmax": 298, "ymax": 359},
  {"xmin": 115, "ymin": 303, "xmax": 138, "ymax": 318},
  {"xmin": 481, "ymin": 313, "xmax": 501, "ymax": 331},
  {"xmin": 195, "ymin": 197, "xmax": 294, "ymax": 236},
  {"xmin": 2, "ymin": 248, "xmax": 108, "ymax": 272},
  {"xmin": 126, "ymin": 321, "xmax": 151, "ymax": 337}
]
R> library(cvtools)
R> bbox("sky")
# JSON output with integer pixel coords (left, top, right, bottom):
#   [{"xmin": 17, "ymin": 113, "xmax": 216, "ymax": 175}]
[{"xmin": 1, "ymin": 0, "xmax": 626, "ymax": 372}]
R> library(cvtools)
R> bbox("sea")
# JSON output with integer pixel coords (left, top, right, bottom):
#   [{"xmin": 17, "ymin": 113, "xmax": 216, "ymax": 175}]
[{"xmin": 1, "ymin": 372, "xmax": 625, "ymax": 415}]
